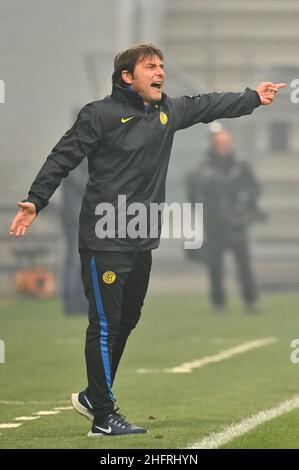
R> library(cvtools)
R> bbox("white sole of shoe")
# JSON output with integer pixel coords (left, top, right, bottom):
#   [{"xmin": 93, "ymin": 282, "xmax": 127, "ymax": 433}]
[
  {"xmin": 87, "ymin": 429, "xmax": 147, "ymax": 437},
  {"xmin": 71, "ymin": 393, "xmax": 94, "ymax": 421},
  {"xmin": 87, "ymin": 431, "xmax": 105, "ymax": 437}
]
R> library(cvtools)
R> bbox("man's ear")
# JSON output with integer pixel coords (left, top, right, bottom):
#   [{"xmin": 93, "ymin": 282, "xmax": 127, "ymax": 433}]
[{"xmin": 122, "ymin": 70, "xmax": 133, "ymax": 85}]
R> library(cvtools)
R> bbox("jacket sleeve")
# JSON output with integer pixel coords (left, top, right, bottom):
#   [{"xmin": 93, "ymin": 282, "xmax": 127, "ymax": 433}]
[
  {"xmin": 171, "ymin": 87, "xmax": 261, "ymax": 131},
  {"xmin": 24, "ymin": 102, "xmax": 101, "ymax": 214}
]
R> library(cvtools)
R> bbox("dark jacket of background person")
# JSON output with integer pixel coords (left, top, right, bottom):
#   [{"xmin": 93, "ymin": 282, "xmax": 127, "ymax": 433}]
[{"xmin": 186, "ymin": 150, "xmax": 266, "ymax": 262}]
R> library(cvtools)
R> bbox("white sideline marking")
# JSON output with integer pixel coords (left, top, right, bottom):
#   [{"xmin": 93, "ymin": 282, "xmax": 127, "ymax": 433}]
[
  {"xmin": 137, "ymin": 368, "xmax": 161, "ymax": 374},
  {"xmin": 137, "ymin": 337, "xmax": 278, "ymax": 374},
  {"xmin": 0, "ymin": 402, "xmax": 72, "ymax": 436},
  {"xmin": 14, "ymin": 416, "xmax": 41, "ymax": 421},
  {"xmin": 0, "ymin": 423, "xmax": 23, "ymax": 429},
  {"xmin": 53, "ymin": 406, "xmax": 73, "ymax": 411},
  {"xmin": 188, "ymin": 395, "xmax": 299, "ymax": 449}
]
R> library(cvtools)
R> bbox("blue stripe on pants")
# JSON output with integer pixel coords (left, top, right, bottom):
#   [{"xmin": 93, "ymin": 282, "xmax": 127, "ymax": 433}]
[{"xmin": 90, "ymin": 256, "xmax": 114, "ymax": 401}]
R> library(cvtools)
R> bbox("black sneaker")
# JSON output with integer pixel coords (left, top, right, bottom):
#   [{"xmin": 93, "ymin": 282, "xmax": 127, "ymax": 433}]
[
  {"xmin": 88, "ymin": 411, "xmax": 147, "ymax": 437},
  {"xmin": 71, "ymin": 391, "xmax": 94, "ymax": 421}
]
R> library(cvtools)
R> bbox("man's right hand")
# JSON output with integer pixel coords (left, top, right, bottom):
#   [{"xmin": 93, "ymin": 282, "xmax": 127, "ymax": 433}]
[
  {"xmin": 255, "ymin": 82, "xmax": 287, "ymax": 105},
  {"xmin": 9, "ymin": 202, "xmax": 37, "ymax": 237}
]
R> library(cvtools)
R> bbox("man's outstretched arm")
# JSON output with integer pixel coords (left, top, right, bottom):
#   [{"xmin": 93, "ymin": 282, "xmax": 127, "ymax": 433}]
[
  {"xmin": 172, "ymin": 82, "xmax": 286, "ymax": 131},
  {"xmin": 9, "ymin": 102, "xmax": 102, "ymax": 237}
]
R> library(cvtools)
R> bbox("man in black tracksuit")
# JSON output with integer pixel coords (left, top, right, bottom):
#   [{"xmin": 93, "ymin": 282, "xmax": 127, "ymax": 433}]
[{"xmin": 9, "ymin": 43, "xmax": 285, "ymax": 436}]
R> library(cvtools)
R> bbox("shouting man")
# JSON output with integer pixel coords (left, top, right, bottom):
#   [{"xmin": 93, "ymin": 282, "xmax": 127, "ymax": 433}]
[{"xmin": 9, "ymin": 43, "xmax": 285, "ymax": 437}]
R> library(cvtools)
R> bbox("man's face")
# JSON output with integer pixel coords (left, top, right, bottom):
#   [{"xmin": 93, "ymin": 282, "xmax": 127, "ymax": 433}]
[
  {"xmin": 122, "ymin": 54, "xmax": 165, "ymax": 104},
  {"xmin": 212, "ymin": 131, "xmax": 233, "ymax": 156}
]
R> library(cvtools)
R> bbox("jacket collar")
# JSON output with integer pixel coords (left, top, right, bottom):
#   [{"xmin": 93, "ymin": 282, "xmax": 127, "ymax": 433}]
[{"xmin": 111, "ymin": 83, "xmax": 166, "ymax": 110}]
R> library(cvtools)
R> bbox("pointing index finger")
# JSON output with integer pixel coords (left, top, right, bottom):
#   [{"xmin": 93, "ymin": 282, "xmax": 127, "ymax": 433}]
[{"xmin": 273, "ymin": 83, "xmax": 287, "ymax": 89}]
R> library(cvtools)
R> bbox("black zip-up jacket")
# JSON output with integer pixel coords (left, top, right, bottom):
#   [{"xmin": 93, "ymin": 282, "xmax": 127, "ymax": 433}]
[{"xmin": 25, "ymin": 84, "xmax": 261, "ymax": 252}]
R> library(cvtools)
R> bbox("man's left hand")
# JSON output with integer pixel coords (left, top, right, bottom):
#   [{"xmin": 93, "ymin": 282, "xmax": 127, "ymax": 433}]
[{"xmin": 256, "ymin": 82, "xmax": 287, "ymax": 105}]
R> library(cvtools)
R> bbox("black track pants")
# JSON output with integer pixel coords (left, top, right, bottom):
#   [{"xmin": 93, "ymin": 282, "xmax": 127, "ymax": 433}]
[{"xmin": 80, "ymin": 250, "xmax": 152, "ymax": 421}]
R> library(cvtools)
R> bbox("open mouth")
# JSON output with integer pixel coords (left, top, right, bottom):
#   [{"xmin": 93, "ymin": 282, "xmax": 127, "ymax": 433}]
[{"xmin": 151, "ymin": 82, "xmax": 163, "ymax": 90}]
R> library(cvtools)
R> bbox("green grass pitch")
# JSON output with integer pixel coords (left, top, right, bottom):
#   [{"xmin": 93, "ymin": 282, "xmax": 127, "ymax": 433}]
[{"xmin": 0, "ymin": 293, "xmax": 298, "ymax": 449}]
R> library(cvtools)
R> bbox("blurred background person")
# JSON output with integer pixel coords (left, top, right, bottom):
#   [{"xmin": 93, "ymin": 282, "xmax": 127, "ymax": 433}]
[
  {"xmin": 60, "ymin": 158, "xmax": 88, "ymax": 315},
  {"xmin": 186, "ymin": 124, "xmax": 267, "ymax": 312}
]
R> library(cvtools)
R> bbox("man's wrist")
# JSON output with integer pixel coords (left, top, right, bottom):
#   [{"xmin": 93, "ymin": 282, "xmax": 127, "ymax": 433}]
[
  {"xmin": 244, "ymin": 87, "xmax": 262, "ymax": 107},
  {"xmin": 252, "ymin": 89, "xmax": 262, "ymax": 106},
  {"xmin": 22, "ymin": 193, "xmax": 48, "ymax": 215},
  {"xmin": 21, "ymin": 199, "xmax": 38, "ymax": 214}
]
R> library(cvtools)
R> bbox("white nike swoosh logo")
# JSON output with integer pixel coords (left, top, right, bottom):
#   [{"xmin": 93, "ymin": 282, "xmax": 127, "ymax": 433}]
[
  {"xmin": 83, "ymin": 394, "xmax": 93, "ymax": 409},
  {"xmin": 94, "ymin": 425, "xmax": 112, "ymax": 434}
]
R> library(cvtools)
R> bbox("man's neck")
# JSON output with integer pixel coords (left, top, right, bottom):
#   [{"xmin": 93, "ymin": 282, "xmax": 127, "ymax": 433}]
[{"xmin": 126, "ymin": 84, "xmax": 150, "ymax": 106}]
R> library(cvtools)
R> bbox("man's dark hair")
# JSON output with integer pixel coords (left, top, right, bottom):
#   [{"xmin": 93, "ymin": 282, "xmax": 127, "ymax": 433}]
[{"xmin": 112, "ymin": 43, "xmax": 164, "ymax": 86}]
